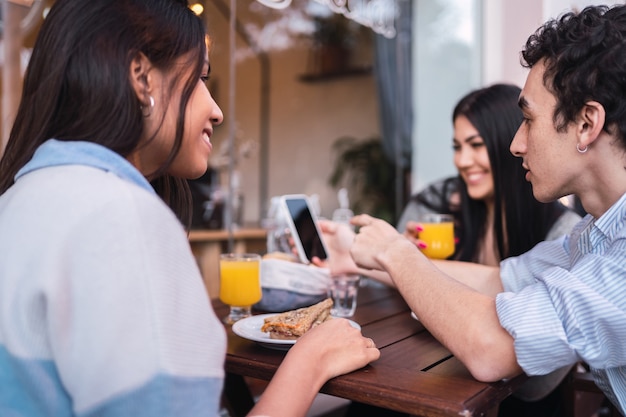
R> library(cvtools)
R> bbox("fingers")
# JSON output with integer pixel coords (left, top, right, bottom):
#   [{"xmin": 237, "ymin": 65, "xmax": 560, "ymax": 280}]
[
  {"xmin": 330, "ymin": 319, "xmax": 380, "ymax": 358},
  {"xmin": 311, "ymin": 256, "xmax": 327, "ymax": 268},
  {"xmin": 350, "ymin": 214, "xmax": 374, "ymax": 227},
  {"xmin": 404, "ymin": 220, "xmax": 423, "ymax": 236},
  {"xmin": 297, "ymin": 320, "xmax": 368, "ymax": 354},
  {"xmin": 363, "ymin": 337, "xmax": 380, "ymax": 362},
  {"xmin": 318, "ymin": 219, "xmax": 337, "ymax": 233},
  {"xmin": 403, "ymin": 221, "xmax": 425, "ymax": 247}
]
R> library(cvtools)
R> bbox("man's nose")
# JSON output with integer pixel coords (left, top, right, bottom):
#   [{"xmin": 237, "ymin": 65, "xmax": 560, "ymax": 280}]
[{"xmin": 510, "ymin": 125, "xmax": 526, "ymax": 157}]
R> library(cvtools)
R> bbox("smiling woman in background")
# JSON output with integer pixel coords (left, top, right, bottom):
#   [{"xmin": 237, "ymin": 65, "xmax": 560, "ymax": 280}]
[{"xmin": 398, "ymin": 84, "xmax": 581, "ymax": 266}]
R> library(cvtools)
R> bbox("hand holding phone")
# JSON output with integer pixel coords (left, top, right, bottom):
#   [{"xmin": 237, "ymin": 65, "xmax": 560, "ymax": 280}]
[{"xmin": 280, "ymin": 194, "xmax": 329, "ymax": 264}]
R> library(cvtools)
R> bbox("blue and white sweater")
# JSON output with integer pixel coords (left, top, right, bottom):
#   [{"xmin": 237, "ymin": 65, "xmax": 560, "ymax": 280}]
[{"xmin": 0, "ymin": 140, "xmax": 226, "ymax": 417}]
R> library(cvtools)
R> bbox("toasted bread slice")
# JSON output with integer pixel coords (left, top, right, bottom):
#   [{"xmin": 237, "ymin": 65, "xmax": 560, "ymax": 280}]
[{"xmin": 261, "ymin": 298, "xmax": 333, "ymax": 340}]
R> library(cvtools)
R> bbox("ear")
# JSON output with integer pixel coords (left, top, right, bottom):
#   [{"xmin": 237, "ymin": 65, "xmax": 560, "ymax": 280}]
[
  {"xmin": 576, "ymin": 101, "xmax": 605, "ymax": 148},
  {"xmin": 129, "ymin": 52, "xmax": 154, "ymax": 107}
]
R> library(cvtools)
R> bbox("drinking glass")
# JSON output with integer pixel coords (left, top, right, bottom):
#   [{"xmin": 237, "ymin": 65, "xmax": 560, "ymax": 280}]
[
  {"xmin": 219, "ymin": 253, "xmax": 262, "ymax": 324},
  {"xmin": 328, "ymin": 274, "xmax": 360, "ymax": 317},
  {"xmin": 418, "ymin": 213, "xmax": 455, "ymax": 259}
]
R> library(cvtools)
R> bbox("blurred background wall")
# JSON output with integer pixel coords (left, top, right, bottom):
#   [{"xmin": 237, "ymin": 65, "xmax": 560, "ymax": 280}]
[{"xmin": 0, "ymin": 0, "xmax": 609, "ymax": 226}]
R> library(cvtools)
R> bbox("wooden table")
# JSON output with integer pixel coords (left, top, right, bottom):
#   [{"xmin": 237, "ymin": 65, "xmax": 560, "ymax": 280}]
[
  {"xmin": 189, "ymin": 228, "xmax": 267, "ymax": 298},
  {"xmin": 216, "ymin": 282, "xmax": 527, "ymax": 417}
]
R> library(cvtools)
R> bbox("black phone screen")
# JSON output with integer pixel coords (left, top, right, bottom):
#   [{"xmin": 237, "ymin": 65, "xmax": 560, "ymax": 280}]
[{"xmin": 285, "ymin": 198, "xmax": 328, "ymax": 261}]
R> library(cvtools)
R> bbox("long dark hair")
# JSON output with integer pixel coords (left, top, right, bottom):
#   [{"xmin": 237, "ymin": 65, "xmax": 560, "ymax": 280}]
[
  {"xmin": 416, "ymin": 84, "xmax": 566, "ymax": 261},
  {"xmin": 0, "ymin": 0, "xmax": 207, "ymax": 225}
]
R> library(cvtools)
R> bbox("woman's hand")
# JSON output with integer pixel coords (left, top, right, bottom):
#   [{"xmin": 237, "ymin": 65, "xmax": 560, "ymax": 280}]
[
  {"xmin": 289, "ymin": 318, "xmax": 380, "ymax": 381},
  {"xmin": 402, "ymin": 220, "xmax": 423, "ymax": 247},
  {"xmin": 403, "ymin": 219, "xmax": 458, "ymax": 253},
  {"xmin": 249, "ymin": 317, "xmax": 380, "ymax": 417},
  {"xmin": 310, "ymin": 220, "xmax": 360, "ymax": 276}
]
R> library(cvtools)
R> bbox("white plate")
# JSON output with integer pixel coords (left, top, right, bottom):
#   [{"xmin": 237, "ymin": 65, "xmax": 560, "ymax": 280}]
[{"xmin": 232, "ymin": 313, "xmax": 361, "ymax": 350}]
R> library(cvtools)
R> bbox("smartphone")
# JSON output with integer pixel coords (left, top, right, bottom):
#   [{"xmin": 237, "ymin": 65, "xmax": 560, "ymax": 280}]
[{"xmin": 280, "ymin": 194, "xmax": 329, "ymax": 264}]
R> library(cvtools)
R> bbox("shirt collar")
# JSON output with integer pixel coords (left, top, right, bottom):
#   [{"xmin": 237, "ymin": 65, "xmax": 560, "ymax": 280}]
[
  {"xmin": 588, "ymin": 192, "xmax": 626, "ymax": 241},
  {"xmin": 15, "ymin": 139, "xmax": 154, "ymax": 194}
]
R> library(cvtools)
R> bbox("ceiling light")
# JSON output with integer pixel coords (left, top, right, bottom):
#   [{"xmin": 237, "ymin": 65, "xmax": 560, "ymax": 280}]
[{"xmin": 190, "ymin": 3, "xmax": 204, "ymax": 16}]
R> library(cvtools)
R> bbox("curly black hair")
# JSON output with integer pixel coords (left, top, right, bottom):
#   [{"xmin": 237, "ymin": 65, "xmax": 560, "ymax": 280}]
[{"xmin": 521, "ymin": 4, "xmax": 626, "ymax": 147}]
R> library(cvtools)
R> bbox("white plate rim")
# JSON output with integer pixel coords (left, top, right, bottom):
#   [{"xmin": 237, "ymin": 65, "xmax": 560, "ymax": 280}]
[{"xmin": 232, "ymin": 313, "xmax": 361, "ymax": 346}]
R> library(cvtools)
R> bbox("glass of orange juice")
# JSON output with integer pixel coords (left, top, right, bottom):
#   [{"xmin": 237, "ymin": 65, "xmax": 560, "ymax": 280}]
[
  {"xmin": 418, "ymin": 214, "xmax": 455, "ymax": 259},
  {"xmin": 219, "ymin": 253, "xmax": 262, "ymax": 324}
]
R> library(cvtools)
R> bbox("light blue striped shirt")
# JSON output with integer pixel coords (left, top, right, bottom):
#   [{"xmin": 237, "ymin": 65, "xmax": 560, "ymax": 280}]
[{"xmin": 497, "ymin": 192, "xmax": 626, "ymax": 414}]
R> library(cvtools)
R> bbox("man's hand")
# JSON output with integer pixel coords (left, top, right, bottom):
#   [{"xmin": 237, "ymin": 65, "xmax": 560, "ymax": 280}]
[{"xmin": 350, "ymin": 214, "xmax": 412, "ymax": 271}]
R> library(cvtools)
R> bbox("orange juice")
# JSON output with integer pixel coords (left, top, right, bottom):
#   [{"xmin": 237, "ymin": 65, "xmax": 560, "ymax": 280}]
[
  {"xmin": 419, "ymin": 222, "xmax": 455, "ymax": 259},
  {"xmin": 219, "ymin": 258, "xmax": 262, "ymax": 306}
]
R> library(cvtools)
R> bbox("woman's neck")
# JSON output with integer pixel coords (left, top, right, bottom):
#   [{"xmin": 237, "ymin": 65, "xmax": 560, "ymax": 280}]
[
  {"xmin": 484, "ymin": 198, "xmax": 495, "ymax": 222},
  {"xmin": 477, "ymin": 199, "xmax": 500, "ymax": 266}
]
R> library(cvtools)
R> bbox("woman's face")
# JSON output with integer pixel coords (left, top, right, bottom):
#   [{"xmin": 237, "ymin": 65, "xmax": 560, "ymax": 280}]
[
  {"xmin": 452, "ymin": 115, "xmax": 494, "ymax": 202},
  {"xmin": 136, "ymin": 50, "xmax": 223, "ymax": 179},
  {"xmin": 167, "ymin": 52, "xmax": 223, "ymax": 179}
]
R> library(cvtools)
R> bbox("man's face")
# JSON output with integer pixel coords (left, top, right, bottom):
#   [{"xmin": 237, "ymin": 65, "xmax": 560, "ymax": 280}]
[{"xmin": 510, "ymin": 60, "xmax": 579, "ymax": 203}]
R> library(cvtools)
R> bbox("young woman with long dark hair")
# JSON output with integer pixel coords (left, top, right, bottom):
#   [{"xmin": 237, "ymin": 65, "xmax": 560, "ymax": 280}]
[
  {"xmin": 0, "ymin": 1, "xmax": 379, "ymax": 416},
  {"xmin": 398, "ymin": 84, "xmax": 581, "ymax": 266}
]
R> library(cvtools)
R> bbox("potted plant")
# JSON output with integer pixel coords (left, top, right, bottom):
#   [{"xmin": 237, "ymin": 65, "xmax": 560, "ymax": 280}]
[
  {"xmin": 328, "ymin": 136, "xmax": 399, "ymax": 224},
  {"xmin": 310, "ymin": 14, "xmax": 358, "ymax": 75}
]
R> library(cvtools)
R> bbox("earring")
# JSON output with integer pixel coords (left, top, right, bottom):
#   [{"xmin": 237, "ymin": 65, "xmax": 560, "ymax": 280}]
[
  {"xmin": 576, "ymin": 143, "xmax": 588, "ymax": 154},
  {"xmin": 141, "ymin": 95, "xmax": 154, "ymax": 117}
]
